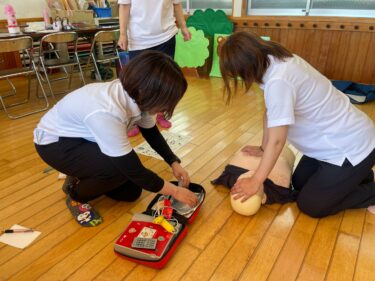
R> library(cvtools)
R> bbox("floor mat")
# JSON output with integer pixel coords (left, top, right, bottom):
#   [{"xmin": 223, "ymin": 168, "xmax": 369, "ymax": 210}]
[{"xmin": 134, "ymin": 131, "xmax": 191, "ymax": 160}]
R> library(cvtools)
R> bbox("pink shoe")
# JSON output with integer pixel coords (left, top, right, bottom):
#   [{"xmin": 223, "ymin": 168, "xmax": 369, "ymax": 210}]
[
  {"xmin": 156, "ymin": 113, "xmax": 172, "ymax": 128},
  {"xmin": 368, "ymin": 205, "xmax": 375, "ymax": 214},
  {"xmin": 127, "ymin": 126, "xmax": 140, "ymax": 137}
]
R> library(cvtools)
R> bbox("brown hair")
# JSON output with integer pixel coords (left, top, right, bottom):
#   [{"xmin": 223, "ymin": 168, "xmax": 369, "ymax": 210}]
[
  {"xmin": 219, "ymin": 31, "xmax": 292, "ymax": 103},
  {"xmin": 120, "ymin": 51, "xmax": 187, "ymax": 119}
]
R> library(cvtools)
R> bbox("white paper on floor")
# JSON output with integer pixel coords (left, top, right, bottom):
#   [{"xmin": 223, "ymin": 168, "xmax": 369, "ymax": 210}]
[
  {"xmin": 0, "ymin": 225, "xmax": 41, "ymax": 249},
  {"xmin": 134, "ymin": 131, "xmax": 191, "ymax": 160}
]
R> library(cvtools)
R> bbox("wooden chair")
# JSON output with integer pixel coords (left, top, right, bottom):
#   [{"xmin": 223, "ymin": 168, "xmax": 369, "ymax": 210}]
[{"xmin": 0, "ymin": 36, "xmax": 49, "ymax": 119}]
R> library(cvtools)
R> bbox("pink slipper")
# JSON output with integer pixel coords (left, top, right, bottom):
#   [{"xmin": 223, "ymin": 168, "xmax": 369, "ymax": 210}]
[
  {"xmin": 127, "ymin": 126, "xmax": 140, "ymax": 137},
  {"xmin": 368, "ymin": 205, "xmax": 375, "ymax": 214},
  {"xmin": 156, "ymin": 113, "xmax": 172, "ymax": 128}
]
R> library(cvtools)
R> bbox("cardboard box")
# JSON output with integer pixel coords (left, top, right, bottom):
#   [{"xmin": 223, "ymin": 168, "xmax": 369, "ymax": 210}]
[
  {"xmin": 110, "ymin": 1, "xmax": 119, "ymax": 17},
  {"xmin": 50, "ymin": 9, "xmax": 95, "ymax": 25}
]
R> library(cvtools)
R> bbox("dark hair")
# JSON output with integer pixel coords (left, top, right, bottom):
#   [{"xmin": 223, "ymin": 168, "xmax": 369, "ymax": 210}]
[
  {"xmin": 119, "ymin": 51, "xmax": 187, "ymax": 119},
  {"xmin": 219, "ymin": 31, "xmax": 292, "ymax": 103}
]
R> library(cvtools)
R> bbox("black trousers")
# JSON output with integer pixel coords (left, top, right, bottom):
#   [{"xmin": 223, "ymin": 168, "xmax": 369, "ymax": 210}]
[
  {"xmin": 35, "ymin": 137, "xmax": 142, "ymax": 203},
  {"xmin": 128, "ymin": 36, "xmax": 176, "ymax": 60},
  {"xmin": 292, "ymin": 148, "xmax": 375, "ymax": 218}
]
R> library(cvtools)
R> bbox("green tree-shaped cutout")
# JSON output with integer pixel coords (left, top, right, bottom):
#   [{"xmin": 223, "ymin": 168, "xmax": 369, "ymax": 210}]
[
  {"xmin": 174, "ymin": 27, "xmax": 209, "ymax": 68},
  {"xmin": 186, "ymin": 9, "xmax": 233, "ymax": 37}
]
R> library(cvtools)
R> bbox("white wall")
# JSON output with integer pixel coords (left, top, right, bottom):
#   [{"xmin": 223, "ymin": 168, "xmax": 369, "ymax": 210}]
[{"xmin": 0, "ymin": 0, "xmax": 47, "ymax": 20}]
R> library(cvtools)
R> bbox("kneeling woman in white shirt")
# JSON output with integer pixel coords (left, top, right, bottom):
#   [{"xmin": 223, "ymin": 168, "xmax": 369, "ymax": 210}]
[
  {"xmin": 219, "ymin": 31, "xmax": 375, "ymax": 218},
  {"xmin": 34, "ymin": 51, "xmax": 197, "ymax": 227}
]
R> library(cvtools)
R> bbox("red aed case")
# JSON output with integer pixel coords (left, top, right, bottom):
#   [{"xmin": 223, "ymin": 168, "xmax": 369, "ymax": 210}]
[{"xmin": 114, "ymin": 182, "xmax": 205, "ymax": 269}]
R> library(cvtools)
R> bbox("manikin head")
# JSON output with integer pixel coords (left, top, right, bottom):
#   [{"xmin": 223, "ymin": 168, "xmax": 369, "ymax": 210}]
[{"xmin": 230, "ymin": 146, "xmax": 295, "ymax": 216}]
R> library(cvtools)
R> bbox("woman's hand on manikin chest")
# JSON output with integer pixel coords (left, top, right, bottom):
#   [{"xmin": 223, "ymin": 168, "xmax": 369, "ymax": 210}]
[{"xmin": 232, "ymin": 125, "xmax": 289, "ymax": 202}]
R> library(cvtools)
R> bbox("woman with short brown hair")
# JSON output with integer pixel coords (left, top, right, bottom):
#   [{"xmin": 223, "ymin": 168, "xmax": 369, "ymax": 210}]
[{"xmin": 34, "ymin": 51, "xmax": 197, "ymax": 227}]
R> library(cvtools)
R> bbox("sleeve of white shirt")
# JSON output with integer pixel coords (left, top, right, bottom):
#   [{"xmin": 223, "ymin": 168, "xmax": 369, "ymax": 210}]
[
  {"xmin": 264, "ymin": 79, "xmax": 296, "ymax": 128},
  {"xmin": 84, "ymin": 111, "xmax": 132, "ymax": 157},
  {"xmin": 136, "ymin": 113, "xmax": 156, "ymax": 129},
  {"xmin": 118, "ymin": 0, "xmax": 130, "ymax": 4}
]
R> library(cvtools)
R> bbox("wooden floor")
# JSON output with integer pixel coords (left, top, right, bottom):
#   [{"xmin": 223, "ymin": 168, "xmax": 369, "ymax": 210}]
[{"xmin": 1, "ymin": 75, "xmax": 375, "ymax": 281}]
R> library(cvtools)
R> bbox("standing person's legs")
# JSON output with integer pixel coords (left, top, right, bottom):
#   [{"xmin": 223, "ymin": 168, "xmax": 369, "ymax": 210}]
[
  {"xmin": 128, "ymin": 36, "xmax": 176, "ymax": 60},
  {"xmin": 125, "ymin": 48, "xmax": 145, "ymax": 136},
  {"xmin": 151, "ymin": 36, "xmax": 177, "ymax": 128},
  {"xmin": 127, "ymin": 36, "xmax": 177, "ymax": 131},
  {"xmin": 295, "ymin": 149, "xmax": 375, "ymax": 218},
  {"xmin": 128, "ymin": 49, "xmax": 145, "ymax": 60},
  {"xmin": 127, "ymin": 49, "xmax": 145, "ymax": 136},
  {"xmin": 150, "ymin": 36, "xmax": 176, "ymax": 58}
]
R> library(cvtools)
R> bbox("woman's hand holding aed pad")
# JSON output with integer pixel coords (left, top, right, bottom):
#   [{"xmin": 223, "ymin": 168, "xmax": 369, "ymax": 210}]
[
  {"xmin": 160, "ymin": 180, "xmax": 198, "ymax": 208},
  {"xmin": 171, "ymin": 163, "xmax": 198, "ymax": 206},
  {"xmin": 171, "ymin": 161, "xmax": 190, "ymax": 187},
  {"xmin": 173, "ymin": 185, "xmax": 198, "ymax": 207}
]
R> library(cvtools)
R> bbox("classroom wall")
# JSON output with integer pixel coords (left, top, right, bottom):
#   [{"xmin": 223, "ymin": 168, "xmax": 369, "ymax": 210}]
[
  {"xmin": 0, "ymin": 0, "xmax": 47, "ymax": 20},
  {"xmin": 233, "ymin": 16, "xmax": 375, "ymax": 84},
  {"xmin": 1, "ymin": 0, "xmax": 374, "ymax": 84}
]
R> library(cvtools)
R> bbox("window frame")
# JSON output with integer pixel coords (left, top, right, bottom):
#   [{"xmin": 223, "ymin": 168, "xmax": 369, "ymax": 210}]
[
  {"xmin": 182, "ymin": 0, "xmax": 233, "ymax": 15},
  {"xmin": 247, "ymin": 0, "xmax": 375, "ymax": 18}
]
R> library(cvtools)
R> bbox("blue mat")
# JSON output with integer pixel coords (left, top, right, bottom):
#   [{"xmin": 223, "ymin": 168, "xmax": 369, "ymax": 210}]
[{"xmin": 332, "ymin": 80, "xmax": 375, "ymax": 104}]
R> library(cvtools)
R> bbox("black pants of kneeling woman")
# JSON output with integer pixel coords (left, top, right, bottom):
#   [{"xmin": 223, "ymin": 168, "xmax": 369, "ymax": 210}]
[
  {"xmin": 292, "ymin": 148, "xmax": 375, "ymax": 218},
  {"xmin": 35, "ymin": 137, "xmax": 142, "ymax": 203}
]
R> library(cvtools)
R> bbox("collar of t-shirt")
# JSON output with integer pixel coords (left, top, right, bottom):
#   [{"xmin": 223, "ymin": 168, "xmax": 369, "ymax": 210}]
[
  {"xmin": 124, "ymin": 92, "xmax": 141, "ymax": 119},
  {"xmin": 260, "ymin": 55, "xmax": 284, "ymax": 90}
]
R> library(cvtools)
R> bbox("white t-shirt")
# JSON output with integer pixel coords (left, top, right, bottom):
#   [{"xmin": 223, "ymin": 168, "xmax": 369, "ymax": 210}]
[
  {"xmin": 260, "ymin": 55, "xmax": 375, "ymax": 166},
  {"xmin": 118, "ymin": 0, "xmax": 180, "ymax": 50},
  {"xmin": 33, "ymin": 79, "xmax": 156, "ymax": 157}
]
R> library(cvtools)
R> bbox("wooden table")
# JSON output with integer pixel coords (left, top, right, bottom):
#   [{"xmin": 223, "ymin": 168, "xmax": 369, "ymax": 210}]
[
  {"xmin": 0, "ymin": 26, "xmax": 118, "ymax": 70},
  {"xmin": 0, "ymin": 26, "xmax": 117, "ymax": 40}
]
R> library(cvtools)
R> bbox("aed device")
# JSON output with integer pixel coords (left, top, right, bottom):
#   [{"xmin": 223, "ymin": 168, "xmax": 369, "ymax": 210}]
[{"xmin": 114, "ymin": 182, "xmax": 205, "ymax": 268}]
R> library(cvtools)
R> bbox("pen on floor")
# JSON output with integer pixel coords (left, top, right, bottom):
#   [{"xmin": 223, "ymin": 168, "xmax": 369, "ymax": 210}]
[{"xmin": 2, "ymin": 229, "xmax": 34, "ymax": 234}]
